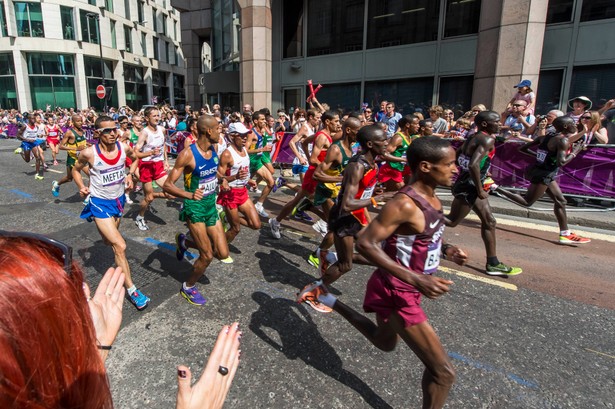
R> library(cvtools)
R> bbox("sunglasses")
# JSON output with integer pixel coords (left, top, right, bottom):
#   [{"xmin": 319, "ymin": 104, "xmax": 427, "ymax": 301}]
[
  {"xmin": 512, "ymin": 104, "xmax": 525, "ymax": 107},
  {"xmin": 119, "ymin": 121, "xmax": 128, "ymax": 125},
  {"xmin": 97, "ymin": 127, "xmax": 117, "ymax": 134},
  {"xmin": 580, "ymin": 116, "xmax": 591, "ymax": 120},
  {"xmin": 0, "ymin": 230, "xmax": 73, "ymax": 275}
]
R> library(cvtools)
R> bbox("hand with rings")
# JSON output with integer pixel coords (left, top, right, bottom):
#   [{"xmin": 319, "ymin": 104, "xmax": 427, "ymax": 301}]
[
  {"xmin": 83, "ymin": 266, "xmax": 125, "ymax": 356},
  {"xmin": 176, "ymin": 323, "xmax": 242, "ymax": 409}
]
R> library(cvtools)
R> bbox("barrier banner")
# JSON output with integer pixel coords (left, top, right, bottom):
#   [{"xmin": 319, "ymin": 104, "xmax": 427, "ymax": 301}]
[{"xmin": 271, "ymin": 132, "xmax": 297, "ymax": 164}]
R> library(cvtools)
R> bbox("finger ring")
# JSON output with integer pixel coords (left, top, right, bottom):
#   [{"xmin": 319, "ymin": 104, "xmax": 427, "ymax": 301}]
[{"xmin": 218, "ymin": 365, "xmax": 229, "ymax": 376}]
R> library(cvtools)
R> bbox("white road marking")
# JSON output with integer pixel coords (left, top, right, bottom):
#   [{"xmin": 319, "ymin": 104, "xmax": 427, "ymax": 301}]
[{"xmin": 438, "ymin": 265, "xmax": 518, "ymax": 291}]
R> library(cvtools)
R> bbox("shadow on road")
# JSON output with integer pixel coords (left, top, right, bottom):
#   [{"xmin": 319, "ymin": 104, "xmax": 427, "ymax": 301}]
[{"xmin": 249, "ymin": 292, "xmax": 393, "ymax": 409}]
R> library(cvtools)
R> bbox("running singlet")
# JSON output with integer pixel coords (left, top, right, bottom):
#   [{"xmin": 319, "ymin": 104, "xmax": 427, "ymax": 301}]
[
  {"xmin": 22, "ymin": 124, "xmax": 40, "ymax": 142},
  {"xmin": 293, "ymin": 124, "xmax": 314, "ymax": 165},
  {"xmin": 322, "ymin": 140, "xmax": 352, "ymax": 193},
  {"xmin": 333, "ymin": 154, "xmax": 378, "ymax": 226},
  {"xmin": 535, "ymin": 131, "xmax": 559, "ymax": 172},
  {"xmin": 184, "ymin": 144, "xmax": 219, "ymax": 197},
  {"xmin": 88, "ymin": 142, "xmax": 126, "ymax": 200},
  {"xmin": 226, "ymin": 145, "xmax": 250, "ymax": 188},
  {"xmin": 129, "ymin": 129, "xmax": 139, "ymax": 145},
  {"xmin": 140, "ymin": 125, "xmax": 165, "ymax": 162},
  {"xmin": 376, "ymin": 186, "xmax": 445, "ymax": 292},
  {"xmin": 67, "ymin": 129, "xmax": 87, "ymax": 160},
  {"xmin": 389, "ymin": 131, "xmax": 411, "ymax": 172},
  {"xmin": 456, "ymin": 132, "xmax": 496, "ymax": 184},
  {"xmin": 46, "ymin": 125, "xmax": 61, "ymax": 142},
  {"xmin": 249, "ymin": 128, "xmax": 265, "ymax": 156}
]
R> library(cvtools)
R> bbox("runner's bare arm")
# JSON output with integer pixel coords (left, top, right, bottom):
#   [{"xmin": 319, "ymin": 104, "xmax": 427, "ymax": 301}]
[
  {"xmin": 469, "ymin": 138, "xmax": 493, "ymax": 197},
  {"xmin": 518, "ymin": 138, "xmax": 540, "ymax": 157},
  {"xmin": 58, "ymin": 131, "xmax": 74, "ymax": 151},
  {"xmin": 313, "ymin": 144, "xmax": 342, "ymax": 183},
  {"xmin": 162, "ymin": 149, "xmax": 200, "ymax": 200},
  {"xmin": 72, "ymin": 147, "xmax": 92, "ymax": 196},
  {"xmin": 308, "ymin": 133, "xmax": 327, "ymax": 166},
  {"xmin": 337, "ymin": 162, "xmax": 373, "ymax": 212},
  {"xmin": 556, "ymin": 137, "xmax": 583, "ymax": 167}
]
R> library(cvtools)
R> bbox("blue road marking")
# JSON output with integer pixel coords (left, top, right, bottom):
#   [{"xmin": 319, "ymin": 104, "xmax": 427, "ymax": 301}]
[
  {"xmin": 448, "ymin": 351, "xmax": 539, "ymax": 389},
  {"xmin": 9, "ymin": 189, "xmax": 33, "ymax": 199},
  {"xmin": 144, "ymin": 237, "xmax": 197, "ymax": 260}
]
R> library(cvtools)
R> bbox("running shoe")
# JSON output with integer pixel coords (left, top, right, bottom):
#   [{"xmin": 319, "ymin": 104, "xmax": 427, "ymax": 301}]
[
  {"xmin": 485, "ymin": 263, "xmax": 523, "ymax": 276},
  {"xmin": 175, "ymin": 232, "xmax": 187, "ymax": 261},
  {"xmin": 292, "ymin": 210, "xmax": 314, "ymax": 222},
  {"xmin": 135, "ymin": 185, "xmax": 142, "ymax": 192},
  {"xmin": 307, "ymin": 253, "xmax": 320, "ymax": 269},
  {"xmin": 219, "ymin": 256, "xmax": 234, "ymax": 264},
  {"xmin": 125, "ymin": 194, "xmax": 134, "ymax": 204},
  {"xmin": 269, "ymin": 217, "xmax": 281, "ymax": 239},
  {"xmin": 128, "ymin": 289, "xmax": 150, "ymax": 310},
  {"xmin": 272, "ymin": 176, "xmax": 287, "ymax": 193},
  {"xmin": 180, "ymin": 285, "xmax": 206, "ymax": 306},
  {"xmin": 254, "ymin": 202, "xmax": 269, "ymax": 218},
  {"xmin": 312, "ymin": 219, "xmax": 328, "ymax": 237},
  {"xmin": 559, "ymin": 232, "xmax": 591, "ymax": 245},
  {"xmin": 483, "ymin": 177, "xmax": 499, "ymax": 192},
  {"xmin": 14, "ymin": 147, "xmax": 22, "ymax": 155},
  {"xmin": 216, "ymin": 205, "xmax": 230, "ymax": 232},
  {"xmin": 297, "ymin": 281, "xmax": 332, "ymax": 313},
  {"xmin": 53, "ymin": 160, "xmax": 58, "ymax": 166},
  {"xmin": 34, "ymin": 174, "xmax": 44, "ymax": 180},
  {"xmin": 135, "ymin": 216, "xmax": 149, "ymax": 231},
  {"xmin": 249, "ymin": 185, "xmax": 262, "ymax": 194},
  {"xmin": 51, "ymin": 181, "xmax": 60, "ymax": 197}
]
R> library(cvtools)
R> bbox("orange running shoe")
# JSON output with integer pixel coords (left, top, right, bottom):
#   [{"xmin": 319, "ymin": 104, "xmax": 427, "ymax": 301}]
[
  {"xmin": 297, "ymin": 281, "xmax": 332, "ymax": 313},
  {"xmin": 559, "ymin": 232, "xmax": 591, "ymax": 245}
]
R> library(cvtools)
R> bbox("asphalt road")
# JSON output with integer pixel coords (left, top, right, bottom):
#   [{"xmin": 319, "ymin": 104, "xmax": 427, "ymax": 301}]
[{"xmin": 1, "ymin": 139, "xmax": 613, "ymax": 409}]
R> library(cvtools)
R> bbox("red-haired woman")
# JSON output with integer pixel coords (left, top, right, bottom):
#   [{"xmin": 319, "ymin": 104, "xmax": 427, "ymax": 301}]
[{"xmin": 0, "ymin": 232, "xmax": 241, "ymax": 409}]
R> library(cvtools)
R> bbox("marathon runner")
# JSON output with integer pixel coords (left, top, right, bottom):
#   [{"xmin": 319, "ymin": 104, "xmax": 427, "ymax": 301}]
[
  {"xmin": 377, "ymin": 114, "xmax": 418, "ymax": 191},
  {"xmin": 52, "ymin": 114, "xmax": 89, "ymax": 197},
  {"xmin": 45, "ymin": 116, "xmax": 63, "ymax": 166},
  {"xmin": 15, "ymin": 112, "xmax": 46, "ymax": 180}
]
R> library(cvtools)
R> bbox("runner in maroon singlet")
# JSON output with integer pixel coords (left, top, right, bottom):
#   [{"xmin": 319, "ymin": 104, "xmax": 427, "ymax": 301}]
[{"xmin": 303, "ymin": 136, "xmax": 468, "ymax": 409}]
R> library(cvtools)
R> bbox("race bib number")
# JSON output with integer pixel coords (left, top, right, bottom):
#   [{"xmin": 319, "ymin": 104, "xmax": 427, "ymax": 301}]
[
  {"xmin": 101, "ymin": 166, "xmax": 125, "ymax": 186},
  {"xmin": 199, "ymin": 177, "xmax": 218, "ymax": 196},
  {"xmin": 536, "ymin": 149, "xmax": 547, "ymax": 164},
  {"xmin": 457, "ymin": 154, "xmax": 470, "ymax": 171},
  {"xmin": 360, "ymin": 185, "xmax": 375, "ymax": 200},
  {"xmin": 424, "ymin": 242, "xmax": 442, "ymax": 274}
]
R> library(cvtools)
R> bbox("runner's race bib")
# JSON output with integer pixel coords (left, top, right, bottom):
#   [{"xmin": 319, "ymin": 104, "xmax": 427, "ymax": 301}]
[
  {"xmin": 457, "ymin": 154, "xmax": 470, "ymax": 171},
  {"xmin": 360, "ymin": 185, "xmax": 375, "ymax": 200},
  {"xmin": 424, "ymin": 241, "xmax": 442, "ymax": 274},
  {"xmin": 199, "ymin": 177, "xmax": 218, "ymax": 196},
  {"xmin": 536, "ymin": 149, "xmax": 547, "ymax": 164}
]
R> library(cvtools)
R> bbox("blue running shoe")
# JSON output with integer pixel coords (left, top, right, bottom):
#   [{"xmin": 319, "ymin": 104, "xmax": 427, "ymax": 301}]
[
  {"xmin": 51, "ymin": 181, "xmax": 60, "ymax": 197},
  {"xmin": 272, "ymin": 176, "xmax": 287, "ymax": 193},
  {"xmin": 180, "ymin": 285, "xmax": 206, "ymax": 305},
  {"xmin": 175, "ymin": 232, "xmax": 187, "ymax": 261},
  {"xmin": 129, "ymin": 289, "xmax": 150, "ymax": 310},
  {"xmin": 297, "ymin": 210, "xmax": 313, "ymax": 222}
]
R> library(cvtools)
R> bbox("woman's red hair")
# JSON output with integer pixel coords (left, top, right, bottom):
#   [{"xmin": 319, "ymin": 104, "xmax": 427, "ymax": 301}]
[{"xmin": 0, "ymin": 237, "xmax": 113, "ymax": 408}]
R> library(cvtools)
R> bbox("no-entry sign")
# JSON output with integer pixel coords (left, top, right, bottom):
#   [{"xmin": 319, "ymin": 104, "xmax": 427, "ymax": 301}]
[{"xmin": 96, "ymin": 85, "xmax": 106, "ymax": 99}]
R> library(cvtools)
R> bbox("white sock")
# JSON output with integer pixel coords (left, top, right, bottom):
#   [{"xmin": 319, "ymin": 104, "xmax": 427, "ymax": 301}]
[
  {"xmin": 317, "ymin": 292, "xmax": 337, "ymax": 308},
  {"xmin": 126, "ymin": 285, "xmax": 137, "ymax": 295},
  {"xmin": 315, "ymin": 248, "xmax": 321, "ymax": 258},
  {"xmin": 560, "ymin": 230, "xmax": 570, "ymax": 236},
  {"xmin": 183, "ymin": 282, "xmax": 194, "ymax": 290}
]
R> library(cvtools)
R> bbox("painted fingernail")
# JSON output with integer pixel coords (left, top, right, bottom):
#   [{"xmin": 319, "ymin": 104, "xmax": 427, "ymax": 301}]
[{"xmin": 177, "ymin": 369, "xmax": 186, "ymax": 378}]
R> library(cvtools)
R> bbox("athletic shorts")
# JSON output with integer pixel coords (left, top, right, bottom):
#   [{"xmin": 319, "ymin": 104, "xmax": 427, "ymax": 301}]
[
  {"xmin": 526, "ymin": 166, "xmax": 559, "ymax": 185},
  {"xmin": 301, "ymin": 166, "xmax": 318, "ymax": 195},
  {"xmin": 139, "ymin": 161, "xmax": 167, "ymax": 183},
  {"xmin": 292, "ymin": 164, "xmax": 309, "ymax": 175},
  {"xmin": 47, "ymin": 138, "xmax": 60, "ymax": 146},
  {"xmin": 261, "ymin": 151, "xmax": 272, "ymax": 164},
  {"xmin": 66, "ymin": 155, "xmax": 77, "ymax": 169},
  {"xmin": 329, "ymin": 214, "xmax": 363, "ymax": 239},
  {"xmin": 217, "ymin": 187, "xmax": 249, "ymax": 209},
  {"xmin": 313, "ymin": 184, "xmax": 337, "ymax": 207},
  {"xmin": 452, "ymin": 179, "xmax": 480, "ymax": 206},
  {"xmin": 378, "ymin": 163, "xmax": 404, "ymax": 184},
  {"xmin": 363, "ymin": 270, "xmax": 427, "ymax": 328},
  {"xmin": 20, "ymin": 140, "xmax": 44, "ymax": 151},
  {"xmin": 249, "ymin": 155, "xmax": 265, "ymax": 175},
  {"xmin": 81, "ymin": 195, "xmax": 125, "ymax": 220},
  {"xmin": 180, "ymin": 194, "xmax": 219, "ymax": 226}
]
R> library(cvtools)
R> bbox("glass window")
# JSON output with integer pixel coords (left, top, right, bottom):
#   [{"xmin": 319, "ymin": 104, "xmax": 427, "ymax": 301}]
[
  {"xmin": 124, "ymin": 0, "xmax": 130, "ymax": 20},
  {"xmin": 27, "ymin": 53, "xmax": 75, "ymax": 76},
  {"xmin": 438, "ymin": 76, "xmax": 473, "ymax": 116},
  {"xmin": 307, "ymin": 0, "xmax": 364, "ymax": 56},
  {"xmin": 444, "ymin": 0, "xmax": 481, "ymax": 38},
  {"xmin": 88, "ymin": 0, "xmax": 96, "ymax": 5},
  {"xmin": 173, "ymin": 74, "xmax": 185, "ymax": 106},
  {"xmin": 105, "ymin": 0, "xmax": 114, "ymax": 13},
  {"xmin": 84, "ymin": 56, "xmax": 113, "ymax": 78},
  {"xmin": 305, "ymin": 82, "xmax": 361, "ymax": 112},
  {"xmin": 165, "ymin": 41, "xmax": 170, "ymax": 63},
  {"xmin": 364, "ymin": 77, "xmax": 434, "ymax": 115},
  {"xmin": 110, "ymin": 20, "xmax": 117, "ymax": 49},
  {"xmin": 535, "ymin": 69, "xmax": 563, "ymax": 114},
  {"xmin": 153, "ymin": 37, "xmax": 159, "ymax": 59},
  {"xmin": 173, "ymin": 20, "xmax": 177, "ymax": 40},
  {"xmin": 1, "ymin": 2, "xmax": 8, "ymax": 37},
  {"xmin": 124, "ymin": 25, "xmax": 132, "ymax": 52},
  {"xmin": 367, "ymin": 0, "xmax": 439, "ymax": 50},
  {"xmin": 283, "ymin": 0, "xmax": 304, "ymax": 58},
  {"xmin": 152, "ymin": 69, "xmax": 169, "ymax": 104},
  {"xmin": 141, "ymin": 32, "xmax": 147, "ymax": 55},
  {"xmin": 0, "ymin": 54, "xmax": 17, "ymax": 109},
  {"xmin": 546, "ymin": 0, "xmax": 574, "ymax": 24},
  {"xmin": 0, "ymin": 53, "xmax": 15, "ymax": 75},
  {"xmin": 162, "ymin": 15, "xmax": 167, "ymax": 35},
  {"xmin": 87, "ymin": 77, "xmax": 118, "ymax": 111},
  {"xmin": 212, "ymin": 0, "xmax": 241, "ymax": 70},
  {"xmin": 14, "ymin": 2, "xmax": 44, "ymax": 37},
  {"xmin": 138, "ymin": 1, "xmax": 144, "ymax": 23},
  {"xmin": 27, "ymin": 53, "xmax": 76, "ymax": 110},
  {"xmin": 581, "ymin": 0, "xmax": 615, "ymax": 22},
  {"xmin": 152, "ymin": 8, "xmax": 157, "ymax": 31},
  {"xmin": 60, "ymin": 7, "xmax": 75, "ymax": 40},
  {"xmin": 569, "ymin": 64, "xmax": 615, "ymax": 111},
  {"xmin": 80, "ymin": 11, "xmax": 99, "ymax": 44}
]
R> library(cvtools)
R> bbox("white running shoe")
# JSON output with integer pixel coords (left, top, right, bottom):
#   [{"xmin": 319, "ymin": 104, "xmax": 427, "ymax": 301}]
[
  {"xmin": 312, "ymin": 219, "xmax": 328, "ymax": 237},
  {"xmin": 254, "ymin": 202, "xmax": 269, "ymax": 218},
  {"xmin": 269, "ymin": 218, "xmax": 281, "ymax": 239},
  {"xmin": 135, "ymin": 216, "xmax": 149, "ymax": 231},
  {"xmin": 125, "ymin": 193, "xmax": 133, "ymax": 204}
]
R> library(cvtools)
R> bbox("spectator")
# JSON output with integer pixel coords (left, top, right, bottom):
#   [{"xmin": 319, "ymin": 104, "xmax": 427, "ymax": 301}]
[
  {"xmin": 362, "ymin": 107, "xmax": 374, "ymax": 124},
  {"xmin": 446, "ymin": 118, "xmax": 472, "ymax": 140},
  {"xmin": 275, "ymin": 109, "xmax": 291, "ymax": 133},
  {"xmin": 443, "ymin": 109, "xmax": 455, "ymax": 130},
  {"xmin": 524, "ymin": 109, "xmax": 564, "ymax": 141},
  {"xmin": 429, "ymin": 105, "xmax": 448, "ymax": 137},
  {"xmin": 419, "ymin": 119, "xmax": 433, "ymax": 137},
  {"xmin": 567, "ymin": 96, "xmax": 592, "ymax": 123},
  {"xmin": 375, "ymin": 100, "xmax": 388, "ymax": 122},
  {"xmin": 501, "ymin": 100, "xmax": 535, "ymax": 140},
  {"xmin": 598, "ymin": 99, "xmax": 615, "ymax": 144},
  {"xmin": 291, "ymin": 108, "xmax": 307, "ymax": 132},
  {"xmin": 506, "ymin": 79, "xmax": 536, "ymax": 116},
  {"xmin": 380, "ymin": 101, "xmax": 402, "ymax": 137},
  {"xmin": 581, "ymin": 111, "xmax": 608, "ymax": 144}
]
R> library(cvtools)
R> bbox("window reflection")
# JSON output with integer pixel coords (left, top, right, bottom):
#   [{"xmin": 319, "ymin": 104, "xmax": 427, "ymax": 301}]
[{"xmin": 307, "ymin": 0, "xmax": 364, "ymax": 56}]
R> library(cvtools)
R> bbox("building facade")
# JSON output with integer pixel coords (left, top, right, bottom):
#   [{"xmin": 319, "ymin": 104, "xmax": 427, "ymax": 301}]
[
  {"xmin": 0, "ymin": 0, "xmax": 186, "ymax": 111},
  {"xmin": 171, "ymin": 0, "xmax": 615, "ymax": 115}
]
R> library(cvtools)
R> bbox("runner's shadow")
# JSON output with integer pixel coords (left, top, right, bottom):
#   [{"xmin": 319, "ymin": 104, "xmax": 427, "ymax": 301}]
[
  {"xmin": 249, "ymin": 292, "xmax": 393, "ymax": 409},
  {"xmin": 254, "ymin": 249, "xmax": 317, "ymax": 290}
]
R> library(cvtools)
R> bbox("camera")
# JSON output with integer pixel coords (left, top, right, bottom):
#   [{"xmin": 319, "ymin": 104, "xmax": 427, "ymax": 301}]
[{"xmin": 536, "ymin": 115, "xmax": 547, "ymax": 122}]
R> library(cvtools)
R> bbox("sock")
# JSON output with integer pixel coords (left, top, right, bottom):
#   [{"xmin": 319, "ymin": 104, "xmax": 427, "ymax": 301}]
[
  {"xmin": 560, "ymin": 230, "xmax": 570, "ymax": 236},
  {"xmin": 183, "ymin": 282, "xmax": 194, "ymax": 290},
  {"xmin": 317, "ymin": 292, "xmax": 337, "ymax": 308},
  {"xmin": 487, "ymin": 256, "xmax": 499, "ymax": 266},
  {"xmin": 126, "ymin": 285, "xmax": 137, "ymax": 295},
  {"xmin": 314, "ymin": 248, "xmax": 321, "ymax": 258}
]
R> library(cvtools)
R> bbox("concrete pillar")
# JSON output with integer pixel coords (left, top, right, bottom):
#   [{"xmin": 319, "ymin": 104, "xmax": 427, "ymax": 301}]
[
  {"xmin": 237, "ymin": 0, "xmax": 271, "ymax": 111},
  {"xmin": 472, "ymin": 0, "xmax": 548, "ymax": 112}
]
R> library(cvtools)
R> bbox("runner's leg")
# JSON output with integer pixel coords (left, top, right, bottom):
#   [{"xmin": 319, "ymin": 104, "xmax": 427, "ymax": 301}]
[{"xmin": 93, "ymin": 216, "xmax": 134, "ymax": 288}]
